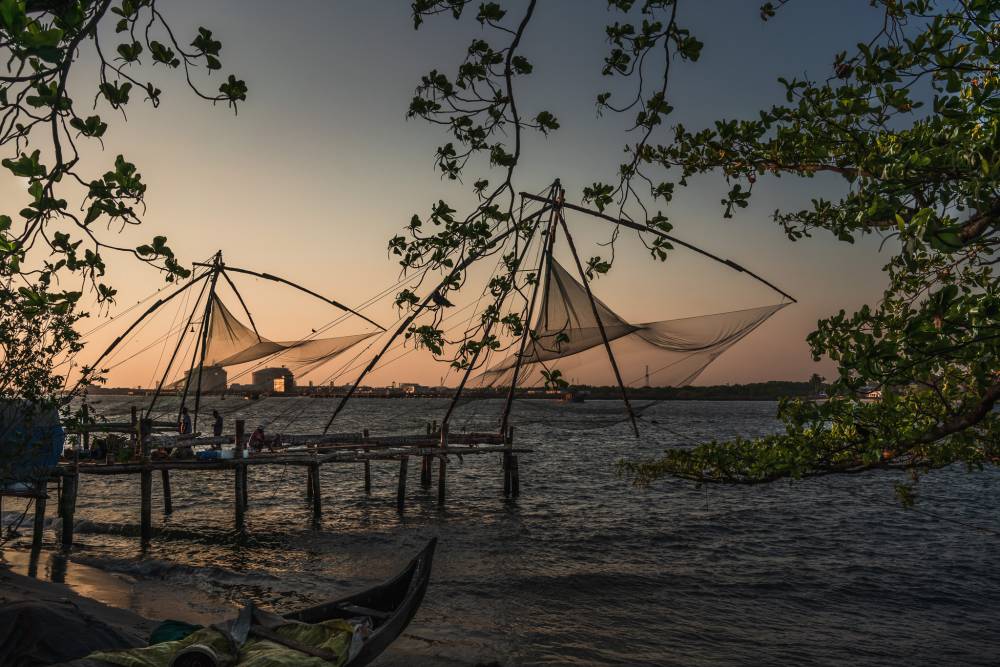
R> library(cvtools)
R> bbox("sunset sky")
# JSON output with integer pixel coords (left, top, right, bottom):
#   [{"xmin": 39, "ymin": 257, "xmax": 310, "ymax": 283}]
[{"xmin": 20, "ymin": 1, "xmax": 895, "ymax": 389}]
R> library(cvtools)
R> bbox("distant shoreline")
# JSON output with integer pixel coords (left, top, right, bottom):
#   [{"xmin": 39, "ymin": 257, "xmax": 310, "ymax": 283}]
[{"xmin": 78, "ymin": 380, "xmax": 822, "ymax": 402}]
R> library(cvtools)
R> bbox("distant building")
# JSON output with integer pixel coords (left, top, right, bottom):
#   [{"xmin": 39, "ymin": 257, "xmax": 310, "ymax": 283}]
[
  {"xmin": 398, "ymin": 382, "xmax": 424, "ymax": 395},
  {"xmin": 859, "ymin": 385, "xmax": 882, "ymax": 400},
  {"xmin": 253, "ymin": 367, "xmax": 295, "ymax": 393},
  {"xmin": 172, "ymin": 365, "xmax": 227, "ymax": 392}
]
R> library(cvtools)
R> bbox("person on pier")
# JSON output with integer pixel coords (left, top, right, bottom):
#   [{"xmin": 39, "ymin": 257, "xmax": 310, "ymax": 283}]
[
  {"xmin": 179, "ymin": 406, "xmax": 192, "ymax": 436},
  {"xmin": 248, "ymin": 425, "xmax": 266, "ymax": 452},
  {"xmin": 211, "ymin": 409, "xmax": 224, "ymax": 448}
]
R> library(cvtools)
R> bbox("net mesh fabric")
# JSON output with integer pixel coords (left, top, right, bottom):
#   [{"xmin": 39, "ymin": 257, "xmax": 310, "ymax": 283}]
[
  {"xmin": 474, "ymin": 259, "xmax": 786, "ymax": 388},
  {"xmin": 202, "ymin": 296, "xmax": 374, "ymax": 368}
]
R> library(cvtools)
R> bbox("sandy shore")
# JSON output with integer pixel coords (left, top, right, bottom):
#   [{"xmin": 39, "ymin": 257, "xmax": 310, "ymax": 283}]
[
  {"xmin": 0, "ymin": 546, "xmax": 491, "ymax": 666},
  {"xmin": 0, "ymin": 560, "xmax": 156, "ymax": 643}
]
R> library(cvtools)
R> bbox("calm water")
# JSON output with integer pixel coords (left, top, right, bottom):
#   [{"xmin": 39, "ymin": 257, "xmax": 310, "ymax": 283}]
[{"xmin": 4, "ymin": 396, "xmax": 999, "ymax": 665}]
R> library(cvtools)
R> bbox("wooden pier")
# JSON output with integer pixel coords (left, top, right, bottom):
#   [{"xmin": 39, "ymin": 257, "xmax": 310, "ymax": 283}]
[{"xmin": 6, "ymin": 416, "xmax": 528, "ymax": 550}]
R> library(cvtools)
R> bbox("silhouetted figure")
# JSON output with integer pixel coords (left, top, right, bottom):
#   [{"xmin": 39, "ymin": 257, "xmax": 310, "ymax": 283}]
[
  {"xmin": 248, "ymin": 425, "xmax": 266, "ymax": 452},
  {"xmin": 179, "ymin": 406, "xmax": 192, "ymax": 435},
  {"xmin": 212, "ymin": 410, "xmax": 223, "ymax": 437}
]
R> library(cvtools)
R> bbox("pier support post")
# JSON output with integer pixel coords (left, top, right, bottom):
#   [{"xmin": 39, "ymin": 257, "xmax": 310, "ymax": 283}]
[
  {"xmin": 140, "ymin": 470, "xmax": 152, "ymax": 546},
  {"xmin": 81, "ymin": 403, "xmax": 90, "ymax": 456},
  {"xmin": 503, "ymin": 426, "xmax": 514, "ymax": 497},
  {"xmin": 161, "ymin": 470, "xmax": 173, "ymax": 514},
  {"xmin": 60, "ymin": 473, "xmax": 78, "ymax": 550},
  {"xmin": 309, "ymin": 462, "xmax": 321, "ymax": 528},
  {"xmin": 31, "ymin": 479, "xmax": 47, "ymax": 551},
  {"xmin": 438, "ymin": 423, "xmax": 448, "ymax": 505},
  {"xmin": 306, "ymin": 468, "xmax": 314, "ymax": 504},
  {"xmin": 420, "ymin": 422, "xmax": 433, "ymax": 488},
  {"xmin": 139, "ymin": 416, "xmax": 152, "ymax": 547},
  {"xmin": 396, "ymin": 456, "xmax": 408, "ymax": 513},
  {"xmin": 420, "ymin": 456, "xmax": 431, "ymax": 489},
  {"xmin": 235, "ymin": 420, "xmax": 246, "ymax": 532},
  {"xmin": 363, "ymin": 430, "xmax": 371, "ymax": 495},
  {"xmin": 511, "ymin": 455, "xmax": 520, "ymax": 497}
]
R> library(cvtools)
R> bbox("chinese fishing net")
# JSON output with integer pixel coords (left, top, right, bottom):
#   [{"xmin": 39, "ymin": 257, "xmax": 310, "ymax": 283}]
[
  {"xmin": 180, "ymin": 295, "xmax": 375, "ymax": 379},
  {"xmin": 473, "ymin": 258, "xmax": 787, "ymax": 390}
]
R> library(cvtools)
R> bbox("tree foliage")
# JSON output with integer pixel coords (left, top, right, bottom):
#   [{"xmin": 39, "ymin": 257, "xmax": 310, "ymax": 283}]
[
  {"xmin": 0, "ymin": 0, "xmax": 244, "ymax": 478},
  {"xmin": 399, "ymin": 0, "xmax": 1000, "ymax": 501}
]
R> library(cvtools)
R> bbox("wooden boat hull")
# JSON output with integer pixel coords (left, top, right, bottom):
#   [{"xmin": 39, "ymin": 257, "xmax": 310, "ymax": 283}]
[{"xmin": 284, "ymin": 537, "xmax": 437, "ymax": 666}]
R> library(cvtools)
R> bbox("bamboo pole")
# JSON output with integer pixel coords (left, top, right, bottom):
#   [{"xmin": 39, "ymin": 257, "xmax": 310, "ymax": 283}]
[
  {"xmin": 199, "ymin": 264, "xmax": 386, "ymax": 332},
  {"xmin": 323, "ymin": 205, "xmax": 554, "ymax": 434},
  {"xmin": 496, "ymin": 185, "xmax": 560, "ymax": 496},
  {"xmin": 219, "ymin": 269, "xmax": 263, "ymax": 341},
  {"xmin": 557, "ymin": 209, "xmax": 640, "ymax": 437},
  {"xmin": 191, "ymin": 252, "xmax": 223, "ymax": 432},
  {"xmin": 441, "ymin": 204, "xmax": 543, "ymax": 429},
  {"xmin": 146, "ymin": 272, "xmax": 212, "ymax": 418},
  {"xmin": 71, "ymin": 272, "xmax": 210, "ymax": 400},
  {"xmin": 500, "ymin": 185, "xmax": 561, "ymax": 438},
  {"xmin": 518, "ymin": 191, "xmax": 797, "ymax": 303}
]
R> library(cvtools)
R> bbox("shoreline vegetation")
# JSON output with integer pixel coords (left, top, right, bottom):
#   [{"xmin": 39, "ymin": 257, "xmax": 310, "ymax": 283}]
[{"xmin": 79, "ymin": 380, "xmax": 823, "ymax": 402}]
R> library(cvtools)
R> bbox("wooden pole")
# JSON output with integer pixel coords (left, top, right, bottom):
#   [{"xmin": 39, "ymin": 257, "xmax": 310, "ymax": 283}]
[
  {"xmin": 557, "ymin": 210, "xmax": 640, "ymax": 437},
  {"xmin": 235, "ymin": 420, "xmax": 245, "ymax": 532},
  {"xmin": 511, "ymin": 455, "xmax": 520, "ymax": 497},
  {"xmin": 517, "ymin": 191, "xmax": 797, "ymax": 303},
  {"xmin": 438, "ymin": 423, "xmax": 448, "ymax": 504},
  {"xmin": 60, "ymin": 472, "xmax": 78, "ymax": 549},
  {"xmin": 504, "ymin": 426, "xmax": 515, "ymax": 497},
  {"xmin": 322, "ymin": 209, "xmax": 552, "ymax": 434},
  {"xmin": 396, "ymin": 456, "xmax": 408, "ymax": 513},
  {"xmin": 200, "ymin": 264, "xmax": 387, "ymax": 332},
  {"xmin": 161, "ymin": 470, "xmax": 173, "ymax": 514},
  {"xmin": 81, "ymin": 403, "xmax": 90, "ymax": 456},
  {"xmin": 139, "ymin": 416, "xmax": 152, "ymax": 547},
  {"xmin": 441, "ymin": 215, "xmax": 542, "ymax": 429},
  {"xmin": 363, "ymin": 428, "xmax": 371, "ymax": 495},
  {"xmin": 309, "ymin": 462, "xmax": 321, "ymax": 528},
  {"xmin": 500, "ymin": 184, "xmax": 561, "ymax": 437},
  {"xmin": 31, "ymin": 479, "xmax": 47, "ymax": 551},
  {"xmin": 146, "ymin": 273, "xmax": 212, "ymax": 418},
  {"xmin": 71, "ymin": 272, "xmax": 210, "ymax": 401},
  {"xmin": 191, "ymin": 252, "xmax": 223, "ymax": 432}
]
